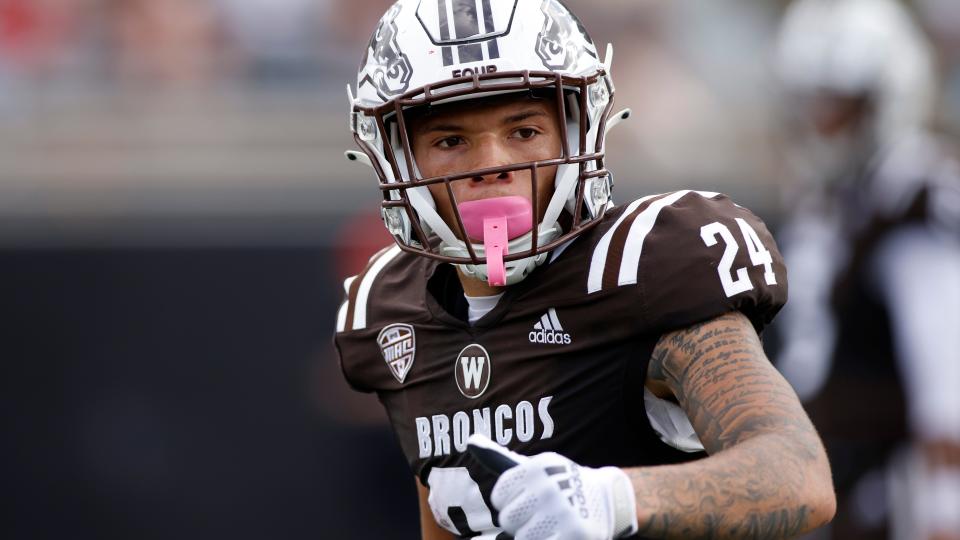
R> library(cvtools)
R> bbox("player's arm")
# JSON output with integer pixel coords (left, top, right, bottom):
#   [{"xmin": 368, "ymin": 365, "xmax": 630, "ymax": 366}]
[
  {"xmin": 634, "ymin": 310, "xmax": 836, "ymax": 538},
  {"xmin": 872, "ymin": 226, "xmax": 960, "ymax": 538},
  {"xmin": 417, "ymin": 478, "xmax": 456, "ymax": 540}
]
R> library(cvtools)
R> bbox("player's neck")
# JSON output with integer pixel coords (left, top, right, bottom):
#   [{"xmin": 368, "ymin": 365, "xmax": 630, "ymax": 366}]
[{"xmin": 456, "ymin": 267, "xmax": 506, "ymax": 297}]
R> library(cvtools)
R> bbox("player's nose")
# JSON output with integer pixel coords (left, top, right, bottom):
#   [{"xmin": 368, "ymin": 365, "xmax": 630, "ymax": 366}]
[{"xmin": 469, "ymin": 139, "xmax": 515, "ymax": 184}]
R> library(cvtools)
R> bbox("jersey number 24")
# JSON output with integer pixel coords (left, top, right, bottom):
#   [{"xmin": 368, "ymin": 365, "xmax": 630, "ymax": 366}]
[{"xmin": 701, "ymin": 218, "xmax": 777, "ymax": 298}]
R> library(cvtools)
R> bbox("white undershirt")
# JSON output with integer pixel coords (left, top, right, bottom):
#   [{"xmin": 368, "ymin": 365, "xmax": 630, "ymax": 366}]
[
  {"xmin": 464, "ymin": 293, "xmax": 504, "ymax": 325},
  {"xmin": 461, "ymin": 239, "xmax": 572, "ymax": 325}
]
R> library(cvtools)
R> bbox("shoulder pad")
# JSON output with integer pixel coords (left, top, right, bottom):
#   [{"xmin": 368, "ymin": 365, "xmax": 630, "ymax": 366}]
[
  {"xmin": 335, "ymin": 244, "xmax": 404, "ymax": 333},
  {"xmin": 586, "ymin": 190, "xmax": 787, "ymax": 332},
  {"xmin": 586, "ymin": 190, "xmax": 721, "ymax": 293}
]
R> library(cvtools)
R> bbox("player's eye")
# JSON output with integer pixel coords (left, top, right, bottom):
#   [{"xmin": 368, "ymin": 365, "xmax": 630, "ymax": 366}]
[
  {"xmin": 436, "ymin": 136, "xmax": 465, "ymax": 148},
  {"xmin": 512, "ymin": 127, "xmax": 539, "ymax": 140}
]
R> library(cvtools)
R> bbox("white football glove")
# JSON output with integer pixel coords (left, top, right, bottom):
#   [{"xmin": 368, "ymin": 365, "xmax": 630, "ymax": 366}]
[{"xmin": 467, "ymin": 434, "xmax": 638, "ymax": 540}]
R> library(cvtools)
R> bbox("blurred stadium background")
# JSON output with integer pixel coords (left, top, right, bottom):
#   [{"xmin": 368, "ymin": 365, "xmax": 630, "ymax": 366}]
[{"xmin": 2, "ymin": 0, "xmax": 958, "ymax": 538}]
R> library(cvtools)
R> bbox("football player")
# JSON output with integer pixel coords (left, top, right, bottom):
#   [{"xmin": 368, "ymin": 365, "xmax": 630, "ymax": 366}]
[
  {"xmin": 335, "ymin": 1, "xmax": 835, "ymax": 538},
  {"xmin": 774, "ymin": 0, "xmax": 960, "ymax": 539}
]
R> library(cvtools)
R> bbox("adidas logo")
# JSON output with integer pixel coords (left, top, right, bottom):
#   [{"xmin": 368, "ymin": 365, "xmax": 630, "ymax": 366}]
[{"xmin": 528, "ymin": 308, "xmax": 572, "ymax": 345}]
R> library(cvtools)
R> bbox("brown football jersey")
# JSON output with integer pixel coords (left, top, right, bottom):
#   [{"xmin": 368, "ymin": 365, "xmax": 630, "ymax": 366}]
[{"xmin": 334, "ymin": 190, "xmax": 787, "ymax": 538}]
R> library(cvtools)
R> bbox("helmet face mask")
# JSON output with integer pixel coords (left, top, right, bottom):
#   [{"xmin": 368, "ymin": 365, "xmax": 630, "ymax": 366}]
[{"xmin": 348, "ymin": 0, "xmax": 618, "ymax": 285}]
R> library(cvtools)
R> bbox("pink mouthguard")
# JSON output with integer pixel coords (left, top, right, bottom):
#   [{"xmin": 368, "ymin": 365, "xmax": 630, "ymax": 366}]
[{"xmin": 457, "ymin": 196, "xmax": 534, "ymax": 286}]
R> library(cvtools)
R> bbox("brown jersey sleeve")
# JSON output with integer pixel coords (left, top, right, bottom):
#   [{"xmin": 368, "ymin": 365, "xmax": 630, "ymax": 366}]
[
  {"xmin": 589, "ymin": 191, "xmax": 787, "ymax": 335},
  {"xmin": 333, "ymin": 244, "xmax": 406, "ymax": 394},
  {"xmin": 641, "ymin": 191, "xmax": 787, "ymax": 333}
]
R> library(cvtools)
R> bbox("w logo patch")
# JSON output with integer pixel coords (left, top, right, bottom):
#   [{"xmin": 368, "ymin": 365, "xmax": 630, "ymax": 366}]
[
  {"xmin": 454, "ymin": 343, "xmax": 492, "ymax": 399},
  {"xmin": 378, "ymin": 323, "xmax": 416, "ymax": 383}
]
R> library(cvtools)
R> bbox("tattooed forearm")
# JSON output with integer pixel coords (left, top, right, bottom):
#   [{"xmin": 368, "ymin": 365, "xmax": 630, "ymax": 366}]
[
  {"xmin": 631, "ymin": 312, "xmax": 835, "ymax": 539},
  {"xmin": 628, "ymin": 435, "xmax": 823, "ymax": 539},
  {"xmin": 637, "ymin": 505, "xmax": 811, "ymax": 540}
]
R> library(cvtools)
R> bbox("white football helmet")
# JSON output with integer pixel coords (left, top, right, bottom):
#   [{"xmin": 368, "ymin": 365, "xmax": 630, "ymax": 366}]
[
  {"xmin": 345, "ymin": 0, "xmax": 625, "ymax": 285},
  {"xmin": 775, "ymin": 0, "xmax": 936, "ymax": 182}
]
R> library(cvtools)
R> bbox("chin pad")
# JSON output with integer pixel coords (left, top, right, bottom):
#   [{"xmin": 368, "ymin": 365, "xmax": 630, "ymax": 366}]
[{"xmin": 458, "ymin": 196, "xmax": 533, "ymax": 287}]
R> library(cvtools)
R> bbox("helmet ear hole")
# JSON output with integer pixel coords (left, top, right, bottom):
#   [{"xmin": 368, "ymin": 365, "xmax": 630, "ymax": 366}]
[{"xmin": 605, "ymin": 108, "xmax": 631, "ymax": 136}]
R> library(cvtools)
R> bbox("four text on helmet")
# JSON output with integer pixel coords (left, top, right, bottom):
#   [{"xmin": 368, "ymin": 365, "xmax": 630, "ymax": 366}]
[{"xmin": 452, "ymin": 65, "xmax": 498, "ymax": 78}]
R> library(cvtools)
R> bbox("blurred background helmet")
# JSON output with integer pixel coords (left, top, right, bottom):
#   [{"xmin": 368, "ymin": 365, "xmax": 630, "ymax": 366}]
[
  {"xmin": 775, "ymin": 0, "xmax": 937, "ymax": 183},
  {"xmin": 347, "ymin": 0, "xmax": 622, "ymax": 285}
]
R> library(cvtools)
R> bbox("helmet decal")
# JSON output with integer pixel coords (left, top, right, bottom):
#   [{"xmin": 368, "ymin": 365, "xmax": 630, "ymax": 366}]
[
  {"xmin": 360, "ymin": 3, "xmax": 413, "ymax": 99},
  {"xmin": 535, "ymin": 0, "xmax": 597, "ymax": 71},
  {"xmin": 418, "ymin": 0, "xmax": 513, "ymax": 67}
]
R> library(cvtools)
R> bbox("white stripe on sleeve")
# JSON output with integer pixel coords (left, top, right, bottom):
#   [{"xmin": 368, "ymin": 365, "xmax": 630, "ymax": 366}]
[
  {"xmin": 352, "ymin": 245, "xmax": 402, "ymax": 331},
  {"xmin": 617, "ymin": 191, "xmax": 720, "ymax": 287},
  {"xmin": 586, "ymin": 195, "xmax": 656, "ymax": 294},
  {"xmin": 335, "ymin": 275, "xmax": 357, "ymax": 333}
]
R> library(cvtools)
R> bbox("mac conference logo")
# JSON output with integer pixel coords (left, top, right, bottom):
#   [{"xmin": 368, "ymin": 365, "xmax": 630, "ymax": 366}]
[
  {"xmin": 378, "ymin": 323, "xmax": 416, "ymax": 383},
  {"xmin": 454, "ymin": 344, "xmax": 491, "ymax": 399}
]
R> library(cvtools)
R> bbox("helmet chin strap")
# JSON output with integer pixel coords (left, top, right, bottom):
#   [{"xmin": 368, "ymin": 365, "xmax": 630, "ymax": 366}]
[
  {"xmin": 407, "ymin": 181, "xmax": 553, "ymax": 283},
  {"xmin": 407, "ymin": 186, "xmax": 458, "ymax": 245},
  {"xmin": 445, "ymin": 227, "xmax": 559, "ymax": 286}
]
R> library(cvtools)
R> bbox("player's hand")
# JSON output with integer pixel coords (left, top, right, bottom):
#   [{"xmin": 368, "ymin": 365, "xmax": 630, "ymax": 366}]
[{"xmin": 467, "ymin": 434, "xmax": 638, "ymax": 540}]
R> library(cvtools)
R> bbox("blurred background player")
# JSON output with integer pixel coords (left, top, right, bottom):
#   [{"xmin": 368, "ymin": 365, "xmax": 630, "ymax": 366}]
[{"xmin": 773, "ymin": 0, "xmax": 960, "ymax": 538}]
